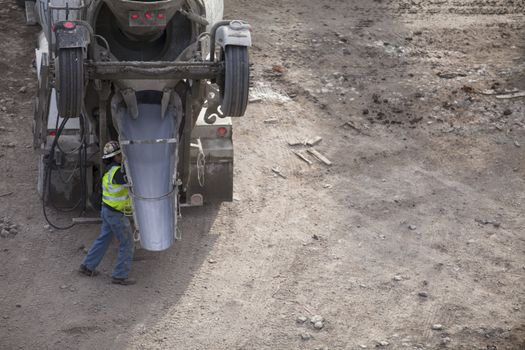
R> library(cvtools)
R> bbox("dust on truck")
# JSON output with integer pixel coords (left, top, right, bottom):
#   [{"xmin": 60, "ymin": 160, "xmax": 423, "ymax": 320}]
[{"xmin": 26, "ymin": 0, "xmax": 251, "ymax": 251}]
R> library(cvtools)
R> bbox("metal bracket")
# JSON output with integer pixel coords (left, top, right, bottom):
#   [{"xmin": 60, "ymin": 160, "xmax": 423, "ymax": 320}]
[
  {"xmin": 120, "ymin": 138, "xmax": 178, "ymax": 145},
  {"xmin": 121, "ymin": 89, "xmax": 139, "ymax": 120},
  {"xmin": 203, "ymin": 83, "xmax": 225, "ymax": 124},
  {"xmin": 210, "ymin": 20, "xmax": 251, "ymax": 62},
  {"xmin": 180, "ymin": 9, "xmax": 209, "ymax": 26}
]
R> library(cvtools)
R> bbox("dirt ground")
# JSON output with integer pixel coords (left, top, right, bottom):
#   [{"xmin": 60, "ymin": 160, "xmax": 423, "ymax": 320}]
[{"xmin": 0, "ymin": 0, "xmax": 524, "ymax": 349}]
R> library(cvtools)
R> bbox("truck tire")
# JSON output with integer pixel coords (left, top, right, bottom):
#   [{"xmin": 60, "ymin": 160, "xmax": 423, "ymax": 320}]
[
  {"xmin": 220, "ymin": 45, "xmax": 249, "ymax": 117},
  {"xmin": 56, "ymin": 47, "xmax": 84, "ymax": 118}
]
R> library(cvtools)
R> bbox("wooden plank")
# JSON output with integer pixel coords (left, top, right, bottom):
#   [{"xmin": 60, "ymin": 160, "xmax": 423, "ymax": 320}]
[
  {"xmin": 307, "ymin": 148, "xmax": 332, "ymax": 166},
  {"xmin": 293, "ymin": 151, "xmax": 313, "ymax": 165},
  {"xmin": 288, "ymin": 139, "xmax": 305, "ymax": 146},
  {"xmin": 306, "ymin": 136, "xmax": 323, "ymax": 146},
  {"xmin": 271, "ymin": 167, "xmax": 287, "ymax": 179},
  {"xmin": 496, "ymin": 91, "xmax": 525, "ymax": 99}
]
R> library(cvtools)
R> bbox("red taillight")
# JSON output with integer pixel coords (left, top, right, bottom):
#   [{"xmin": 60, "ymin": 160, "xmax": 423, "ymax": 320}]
[
  {"xmin": 144, "ymin": 12, "xmax": 153, "ymax": 20},
  {"xmin": 157, "ymin": 12, "xmax": 165, "ymax": 20},
  {"xmin": 49, "ymin": 131, "xmax": 57, "ymax": 137},
  {"xmin": 217, "ymin": 127, "xmax": 228, "ymax": 137},
  {"xmin": 131, "ymin": 13, "xmax": 140, "ymax": 20},
  {"xmin": 63, "ymin": 21, "xmax": 75, "ymax": 29}
]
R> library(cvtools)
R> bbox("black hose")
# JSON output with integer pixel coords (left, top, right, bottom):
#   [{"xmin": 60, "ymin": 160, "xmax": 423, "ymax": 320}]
[
  {"xmin": 42, "ymin": 113, "xmax": 89, "ymax": 230},
  {"xmin": 48, "ymin": 115, "xmax": 84, "ymax": 213}
]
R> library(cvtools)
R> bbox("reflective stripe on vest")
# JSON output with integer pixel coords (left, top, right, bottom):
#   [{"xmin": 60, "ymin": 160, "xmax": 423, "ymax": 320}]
[{"xmin": 102, "ymin": 165, "xmax": 131, "ymax": 213}]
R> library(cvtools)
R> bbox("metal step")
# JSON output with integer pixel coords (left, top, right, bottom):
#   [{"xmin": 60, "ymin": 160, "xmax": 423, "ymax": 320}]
[{"xmin": 72, "ymin": 217, "xmax": 102, "ymax": 225}]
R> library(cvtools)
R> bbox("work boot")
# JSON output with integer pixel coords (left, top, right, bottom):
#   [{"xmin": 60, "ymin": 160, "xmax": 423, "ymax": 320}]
[
  {"xmin": 78, "ymin": 264, "xmax": 99, "ymax": 277},
  {"xmin": 111, "ymin": 277, "xmax": 136, "ymax": 285}
]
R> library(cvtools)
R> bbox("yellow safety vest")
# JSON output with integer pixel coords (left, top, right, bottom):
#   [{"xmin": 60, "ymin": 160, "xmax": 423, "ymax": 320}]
[{"xmin": 102, "ymin": 165, "xmax": 132, "ymax": 214}]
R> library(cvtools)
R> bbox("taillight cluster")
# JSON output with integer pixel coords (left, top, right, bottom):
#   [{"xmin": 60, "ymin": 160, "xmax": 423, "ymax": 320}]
[{"xmin": 129, "ymin": 10, "xmax": 167, "ymax": 26}]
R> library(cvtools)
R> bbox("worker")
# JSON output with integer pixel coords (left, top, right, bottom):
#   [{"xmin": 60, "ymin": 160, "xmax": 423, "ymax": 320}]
[{"xmin": 79, "ymin": 140, "xmax": 136, "ymax": 285}]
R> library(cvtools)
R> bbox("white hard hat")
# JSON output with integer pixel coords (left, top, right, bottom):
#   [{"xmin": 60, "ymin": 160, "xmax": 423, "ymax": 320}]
[{"xmin": 102, "ymin": 140, "xmax": 121, "ymax": 159}]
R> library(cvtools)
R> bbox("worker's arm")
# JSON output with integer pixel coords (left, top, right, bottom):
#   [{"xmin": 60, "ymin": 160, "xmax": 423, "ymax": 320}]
[{"xmin": 112, "ymin": 166, "xmax": 127, "ymax": 185}]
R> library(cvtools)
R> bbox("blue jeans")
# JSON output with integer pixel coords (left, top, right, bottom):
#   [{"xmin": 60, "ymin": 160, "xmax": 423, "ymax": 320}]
[{"xmin": 83, "ymin": 205, "xmax": 134, "ymax": 279}]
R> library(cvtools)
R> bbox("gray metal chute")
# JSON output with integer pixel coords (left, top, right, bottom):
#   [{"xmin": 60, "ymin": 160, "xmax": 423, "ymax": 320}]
[{"xmin": 112, "ymin": 90, "xmax": 182, "ymax": 251}]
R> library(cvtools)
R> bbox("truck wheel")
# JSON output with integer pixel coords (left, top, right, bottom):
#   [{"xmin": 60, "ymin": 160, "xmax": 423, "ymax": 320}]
[
  {"xmin": 220, "ymin": 45, "xmax": 249, "ymax": 117},
  {"xmin": 56, "ymin": 47, "xmax": 84, "ymax": 118}
]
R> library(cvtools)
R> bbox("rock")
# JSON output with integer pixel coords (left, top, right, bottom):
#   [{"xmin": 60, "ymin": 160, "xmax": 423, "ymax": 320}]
[
  {"xmin": 60, "ymin": 285, "xmax": 67, "ymax": 289},
  {"xmin": 0, "ymin": 229, "xmax": 9, "ymax": 238},
  {"xmin": 393, "ymin": 275, "xmax": 403, "ymax": 281},
  {"xmin": 272, "ymin": 65, "xmax": 286, "ymax": 74},
  {"xmin": 300, "ymin": 332, "xmax": 311, "ymax": 341},
  {"xmin": 431, "ymin": 324, "xmax": 444, "ymax": 330},
  {"xmin": 503, "ymin": 109, "xmax": 512, "ymax": 116},
  {"xmin": 310, "ymin": 315, "xmax": 324, "ymax": 324},
  {"xmin": 314, "ymin": 321, "xmax": 324, "ymax": 329},
  {"xmin": 18, "ymin": 86, "xmax": 27, "ymax": 94},
  {"xmin": 208, "ymin": 259, "xmax": 217, "ymax": 264},
  {"xmin": 408, "ymin": 225, "xmax": 417, "ymax": 230},
  {"xmin": 359, "ymin": 345, "xmax": 368, "ymax": 349},
  {"xmin": 418, "ymin": 291, "xmax": 429, "ymax": 298},
  {"xmin": 440, "ymin": 337, "xmax": 451, "ymax": 345},
  {"xmin": 378, "ymin": 340, "xmax": 389, "ymax": 346},
  {"xmin": 43, "ymin": 224, "xmax": 50, "ymax": 230},
  {"xmin": 296, "ymin": 315, "xmax": 308, "ymax": 324}
]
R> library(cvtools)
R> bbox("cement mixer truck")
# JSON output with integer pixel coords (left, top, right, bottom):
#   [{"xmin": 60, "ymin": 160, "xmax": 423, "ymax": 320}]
[{"xmin": 24, "ymin": 0, "xmax": 251, "ymax": 251}]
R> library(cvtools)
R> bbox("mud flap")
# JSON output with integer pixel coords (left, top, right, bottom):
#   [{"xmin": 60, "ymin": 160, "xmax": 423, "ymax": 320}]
[
  {"xmin": 187, "ymin": 138, "xmax": 233, "ymax": 203},
  {"xmin": 113, "ymin": 91, "xmax": 182, "ymax": 251}
]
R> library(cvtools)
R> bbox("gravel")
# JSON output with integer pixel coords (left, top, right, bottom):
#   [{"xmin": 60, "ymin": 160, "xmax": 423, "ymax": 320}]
[
  {"xmin": 300, "ymin": 332, "xmax": 311, "ymax": 341},
  {"xmin": 296, "ymin": 315, "xmax": 308, "ymax": 324},
  {"xmin": 310, "ymin": 315, "xmax": 324, "ymax": 324}
]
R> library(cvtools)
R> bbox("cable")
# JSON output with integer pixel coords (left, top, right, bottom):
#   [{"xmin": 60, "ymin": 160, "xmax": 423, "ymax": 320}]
[
  {"xmin": 42, "ymin": 112, "xmax": 89, "ymax": 229},
  {"xmin": 47, "ymin": 115, "xmax": 84, "ymax": 213},
  {"xmin": 42, "ymin": 116, "xmax": 77, "ymax": 229}
]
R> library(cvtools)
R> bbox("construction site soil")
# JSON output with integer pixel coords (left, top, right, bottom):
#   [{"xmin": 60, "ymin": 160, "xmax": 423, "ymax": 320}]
[{"xmin": 0, "ymin": 0, "xmax": 524, "ymax": 349}]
